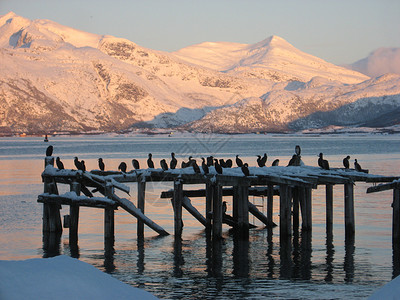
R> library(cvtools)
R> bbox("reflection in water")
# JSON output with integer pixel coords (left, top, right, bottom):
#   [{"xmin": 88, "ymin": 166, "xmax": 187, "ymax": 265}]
[
  {"xmin": 266, "ymin": 228, "xmax": 275, "ymax": 278},
  {"xmin": 393, "ymin": 244, "xmax": 400, "ymax": 279},
  {"xmin": 279, "ymin": 234, "xmax": 293, "ymax": 279},
  {"xmin": 42, "ymin": 232, "xmax": 61, "ymax": 258},
  {"xmin": 173, "ymin": 236, "xmax": 184, "ymax": 278},
  {"xmin": 344, "ymin": 235, "xmax": 355, "ymax": 283},
  {"xmin": 137, "ymin": 237, "xmax": 145, "ymax": 275},
  {"xmin": 232, "ymin": 233, "xmax": 249, "ymax": 278},
  {"xmin": 325, "ymin": 232, "xmax": 335, "ymax": 282},
  {"xmin": 300, "ymin": 230, "xmax": 312, "ymax": 280},
  {"xmin": 68, "ymin": 238, "xmax": 80, "ymax": 259}
]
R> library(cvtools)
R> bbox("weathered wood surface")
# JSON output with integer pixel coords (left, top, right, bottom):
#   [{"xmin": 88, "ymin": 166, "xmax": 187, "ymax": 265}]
[
  {"xmin": 182, "ymin": 196, "xmax": 207, "ymax": 226},
  {"xmin": 38, "ymin": 193, "xmax": 117, "ymax": 209},
  {"xmin": 248, "ymin": 201, "xmax": 277, "ymax": 227},
  {"xmin": 160, "ymin": 186, "xmax": 280, "ymax": 198},
  {"xmin": 367, "ymin": 181, "xmax": 400, "ymax": 193}
]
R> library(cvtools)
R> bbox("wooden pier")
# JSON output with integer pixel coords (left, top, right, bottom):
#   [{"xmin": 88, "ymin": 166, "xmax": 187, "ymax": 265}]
[{"xmin": 38, "ymin": 154, "xmax": 399, "ymax": 252}]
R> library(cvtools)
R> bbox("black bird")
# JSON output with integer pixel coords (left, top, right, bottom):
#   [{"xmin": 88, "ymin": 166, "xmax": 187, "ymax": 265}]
[
  {"xmin": 214, "ymin": 159, "xmax": 223, "ymax": 174},
  {"xmin": 272, "ymin": 159, "xmax": 279, "ymax": 166},
  {"xmin": 201, "ymin": 157, "xmax": 209, "ymax": 174},
  {"xmin": 160, "ymin": 159, "xmax": 169, "ymax": 171},
  {"xmin": 225, "ymin": 159, "xmax": 233, "ymax": 168},
  {"xmin": 192, "ymin": 161, "xmax": 201, "ymax": 174},
  {"xmin": 98, "ymin": 158, "xmax": 105, "ymax": 171},
  {"xmin": 46, "ymin": 145, "xmax": 53, "ymax": 157},
  {"xmin": 257, "ymin": 153, "xmax": 267, "ymax": 167},
  {"xmin": 170, "ymin": 152, "xmax": 177, "ymax": 169},
  {"xmin": 287, "ymin": 155, "xmax": 297, "ymax": 166},
  {"xmin": 318, "ymin": 153, "xmax": 330, "ymax": 170},
  {"xmin": 343, "ymin": 156, "xmax": 350, "ymax": 169},
  {"xmin": 132, "ymin": 159, "xmax": 140, "ymax": 170},
  {"xmin": 56, "ymin": 157, "xmax": 64, "ymax": 170},
  {"xmin": 241, "ymin": 163, "xmax": 250, "ymax": 176},
  {"xmin": 118, "ymin": 162, "xmax": 127, "ymax": 173},
  {"xmin": 206, "ymin": 156, "xmax": 214, "ymax": 167},
  {"xmin": 74, "ymin": 157, "xmax": 84, "ymax": 171},
  {"xmin": 182, "ymin": 156, "xmax": 195, "ymax": 168},
  {"xmin": 80, "ymin": 160, "xmax": 86, "ymax": 172},
  {"xmin": 295, "ymin": 145, "xmax": 301, "ymax": 156},
  {"xmin": 236, "ymin": 155, "xmax": 243, "ymax": 167},
  {"xmin": 147, "ymin": 153, "xmax": 155, "ymax": 169},
  {"xmin": 354, "ymin": 159, "xmax": 362, "ymax": 172},
  {"xmin": 219, "ymin": 159, "xmax": 227, "ymax": 168}
]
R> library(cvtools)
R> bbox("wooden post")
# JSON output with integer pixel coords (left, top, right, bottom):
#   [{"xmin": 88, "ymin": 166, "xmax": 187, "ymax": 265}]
[
  {"xmin": 137, "ymin": 175, "xmax": 146, "ymax": 238},
  {"xmin": 344, "ymin": 183, "xmax": 355, "ymax": 236},
  {"xmin": 292, "ymin": 187, "xmax": 299, "ymax": 231},
  {"xmin": 236, "ymin": 184, "xmax": 249, "ymax": 238},
  {"xmin": 173, "ymin": 180, "xmax": 183, "ymax": 237},
  {"xmin": 43, "ymin": 165, "xmax": 62, "ymax": 233},
  {"xmin": 301, "ymin": 187, "xmax": 312, "ymax": 231},
  {"xmin": 393, "ymin": 186, "xmax": 400, "ymax": 246},
  {"xmin": 205, "ymin": 181, "xmax": 213, "ymax": 232},
  {"xmin": 326, "ymin": 184, "xmax": 333, "ymax": 236},
  {"xmin": 267, "ymin": 183, "xmax": 274, "ymax": 227},
  {"xmin": 280, "ymin": 184, "xmax": 291, "ymax": 236},
  {"xmin": 104, "ymin": 181, "xmax": 115, "ymax": 244},
  {"xmin": 69, "ymin": 181, "xmax": 80, "ymax": 243},
  {"xmin": 212, "ymin": 184, "xmax": 223, "ymax": 239}
]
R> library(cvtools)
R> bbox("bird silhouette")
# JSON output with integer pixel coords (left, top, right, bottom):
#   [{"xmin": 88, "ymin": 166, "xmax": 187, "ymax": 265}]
[
  {"xmin": 201, "ymin": 157, "xmax": 209, "ymax": 174},
  {"xmin": 236, "ymin": 155, "xmax": 243, "ymax": 167},
  {"xmin": 98, "ymin": 158, "xmax": 105, "ymax": 171},
  {"xmin": 74, "ymin": 157, "xmax": 84, "ymax": 171},
  {"xmin": 257, "ymin": 153, "xmax": 267, "ymax": 167},
  {"xmin": 46, "ymin": 145, "xmax": 53, "ymax": 157},
  {"xmin": 343, "ymin": 156, "xmax": 350, "ymax": 169},
  {"xmin": 56, "ymin": 157, "xmax": 64, "ymax": 170},
  {"xmin": 80, "ymin": 160, "xmax": 86, "ymax": 172},
  {"xmin": 118, "ymin": 162, "xmax": 127, "ymax": 173},
  {"xmin": 192, "ymin": 161, "xmax": 201, "ymax": 174},
  {"xmin": 225, "ymin": 159, "xmax": 233, "ymax": 168},
  {"xmin": 147, "ymin": 153, "xmax": 155, "ymax": 169},
  {"xmin": 318, "ymin": 153, "xmax": 330, "ymax": 170},
  {"xmin": 132, "ymin": 159, "xmax": 140, "ymax": 170},
  {"xmin": 214, "ymin": 159, "xmax": 223, "ymax": 174},
  {"xmin": 170, "ymin": 152, "xmax": 177, "ymax": 169},
  {"xmin": 272, "ymin": 159, "xmax": 279, "ymax": 166},
  {"xmin": 160, "ymin": 159, "xmax": 169, "ymax": 171},
  {"xmin": 287, "ymin": 154, "xmax": 297, "ymax": 166},
  {"xmin": 295, "ymin": 145, "xmax": 301, "ymax": 156},
  {"xmin": 241, "ymin": 163, "xmax": 250, "ymax": 176}
]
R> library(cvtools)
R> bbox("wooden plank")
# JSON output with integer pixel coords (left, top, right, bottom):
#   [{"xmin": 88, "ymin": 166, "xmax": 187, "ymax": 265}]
[
  {"xmin": 160, "ymin": 186, "xmax": 280, "ymax": 198},
  {"xmin": 182, "ymin": 196, "xmax": 206, "ymax": 226},
  {"xmin": 248, "ymin": 201, "xmax": 276, "ymax": 227},
  {"xmin": 367, "ymin": 182, "xmax": 400, "ymax": 193},
  {"xmin": 326, "ymin": 184, "xmax": 333, "ymax": 236},
  {"xmin": 137, "ymin": 176, "xmax": 146, "ymax": 238},
  {"xmin": 212, "ymin": 184, "xmax": 223, "ymax": 239},
  {"xmin": 279, "ymin": 184, "xmax": 291, "ymax": 237},
  {"xmin": 38, "ymin": 194, "xmax": 117, "ymax": 209},
  {"xmin": 173, "ymin": 180, "xmax": 183, "ymax": 237},
  {"xmin": 344, "ymin": 183, "xmax": 355, "ymax": 236},
  {"xmin": 393, "ymin": 188, "xmax": 400, "ymax": 246},
  {"xmin": 69, "ymin": 181, "xmax": 80, "ymax": 242}
]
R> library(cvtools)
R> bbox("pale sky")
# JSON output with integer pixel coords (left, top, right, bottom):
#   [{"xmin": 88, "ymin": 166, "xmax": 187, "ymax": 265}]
[{"xmin": 1, "ymin": 0, "xmax": 400, "ymax": 65}]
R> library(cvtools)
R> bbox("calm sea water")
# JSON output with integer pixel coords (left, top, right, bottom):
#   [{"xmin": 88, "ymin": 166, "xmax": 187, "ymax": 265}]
[{"xmin": 1, "ymin": 133, "xmax": 400, "ymax": 299}]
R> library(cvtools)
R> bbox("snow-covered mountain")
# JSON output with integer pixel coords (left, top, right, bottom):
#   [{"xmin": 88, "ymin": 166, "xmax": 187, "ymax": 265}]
[
  {"xmin": 347, "ymin": 47, "xmax": 400, "ymax": 77},
  {"xmin": 0, "ymin": 12, "xmax": 398, "ymax": 135},
  {"xmin": 172, "ymin": 36, "xmax": 369, "ymax": 83}
]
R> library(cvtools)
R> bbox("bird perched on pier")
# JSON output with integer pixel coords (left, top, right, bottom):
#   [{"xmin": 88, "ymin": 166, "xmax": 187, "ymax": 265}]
[
  {"xmin": 206, "ymin": 156, "xmax": 214, "ymax": 167},
  {"xmin": 74, "ymin": 157, "xmax": 85, "ymax": 171},
  {"xmin": 160, "ymin": 159, "xmax": 169, "ymax": 171},
  {"xmin": 257, "ymin": 153, "xmax": 267, "ymax": 167},
  {"xmin": 295, "ymin": 145, "xmax": 301, "ymax": 156},
  {"xmin": 170, "ymin": 152, "xmax": 177, "ymax": 169},
  {"xmin": 236, "ymin": 155, "xmax": 243, "ymax": 167},
  {"xmin": 272, "ymin": 159, "xmax": 279, "ymax": 166},
  {"xmin": 354, "ymin": 159, "xmax": 369, "ymax": 173},
  {"xmin": 118, "ymin": 162, "xmax": 127, "ymax": 173},
  {"xmin": 147, "ymin": 153, "xmax": 155, "ymax": 169},
  {"xmin": 182, "ymin": 156, "xmax": 195, "ymax": 168},
  {"xmin": 192, "ymin": 161, "xmax": 201, "ymax": 174},
  {"xmin": 56, "ymin": 157, "xmax": 64, "ymax": 170},
  {"xmin": 132, "ymin": 159, "xmax": 140, "ymax": 170},
  {"xmin": 46, "ymin": 145, "xmax": 53, "ymax": 157},
  {"xmin": 343, "ymin": 156, "xmax": 350, "ymax": 169},
  {"xmin": 98, "ymin": 158, "xmax": 105, "ymax": 171},
  {"xmin": 214, "ymin": 159, "xmax": 223, "ymax": 174},
  {"xmin": 241, "ymin": 163, "xmax": 250, "ymax": 176},
  {"xmin": 318, "ymin": 153, "xmax": 330, "ymax": 170},
  {"xmin": 225, "ymin": 159, "xmax": 233, "ymax": 168},
  {"xmin": 287, "ymin": 155, "xmax": 297, "ymax": 166},
  {"xmin": 201, "ymin": 157, "xmax": 209, "ymax": 174}
]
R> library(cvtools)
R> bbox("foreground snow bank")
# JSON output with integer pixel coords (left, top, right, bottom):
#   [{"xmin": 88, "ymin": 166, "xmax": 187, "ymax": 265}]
[
  {"xmin": 0, "ymin": 255, "xmax": 157, "ymax": 300},
  {"xmin": 368, "ymin": 275, "xmax": 400, "ymax": 299}
]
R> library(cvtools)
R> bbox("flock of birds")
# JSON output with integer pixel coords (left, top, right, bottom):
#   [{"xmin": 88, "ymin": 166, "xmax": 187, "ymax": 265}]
[{"xmin": 47, "ymin": 144, "xmax": 368, "ymax": 176}]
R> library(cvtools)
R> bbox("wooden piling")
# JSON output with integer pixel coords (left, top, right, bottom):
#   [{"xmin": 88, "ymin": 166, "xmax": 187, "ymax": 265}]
[
  {"xmin": 280, "ymin": 184, "xmax": 291, "ymax": 236},
  {"xmin": 205, "ymin": 181, "xmax": 213, "ymax": 232},
  {"xmin": 137, "ymin": 175, "xmax": 146, "ymax": 238},
  {"xmin": 292, "ymin": 187, "xmax": 299, "ymax": 230},
  {"xmin": 393, "ymin": 187, "xmax": 400, "ymax": 246},
  {"xmin": 104, "ymin": 181, "xmax": 115, "ymax": 243},
  {"xmin": 236, "ymin": 184, "xmax": 249, "ymax": 238},
  {"xmin": 344, "ymin": 183, "xmax": 355, "ymax": 236},
  {"xmin": 69, "ymin": 181, "xmax": 80, "ymax": 243},
  {"xmin": 267, "ymin": 183, "xmax": 274, "ymax": 227},
  {"xmin": 212, "ymin": 184, "xmax": 223, "ymax": 239},
  {"xmin": 326, "ymin": 184, "xmax": 333, "ymax": 236},
  {"xmin": 173, "ymin": 180, "xmax": 183, "ymax": 236},
  {"xmin": 43, "ymin": 172, "xmax": 62, "ymax": 233}
]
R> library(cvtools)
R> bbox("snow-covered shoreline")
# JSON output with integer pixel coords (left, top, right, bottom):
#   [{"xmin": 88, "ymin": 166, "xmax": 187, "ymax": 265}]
[{"xmin": 0, "ymin": 256, "xmax": 157, "ymax": 300}]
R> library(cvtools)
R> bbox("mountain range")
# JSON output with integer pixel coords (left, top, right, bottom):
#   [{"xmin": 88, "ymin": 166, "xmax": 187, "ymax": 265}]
[{"xmin": 0, "ymin": 11, "xmax": 399, "ymax": 135}]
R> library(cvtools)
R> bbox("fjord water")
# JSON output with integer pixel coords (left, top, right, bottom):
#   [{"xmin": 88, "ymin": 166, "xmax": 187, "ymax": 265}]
[{"xmin": 1, "ymin": 133, "xmax": 400, "ymax": 299}]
